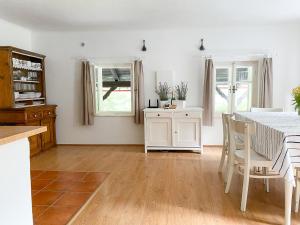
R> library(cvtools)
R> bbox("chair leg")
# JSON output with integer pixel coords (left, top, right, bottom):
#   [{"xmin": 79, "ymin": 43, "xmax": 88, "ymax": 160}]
[
  {"xmin": 218, "ymin": 147, "xmax": 226, "ymax": 173},
  {"xmin": 263, "ymin": 168, "xmax": 270, "ymax": 193},
  {"xmin": 265, "ymin": 179, "xmax": 270, "ymax": 193},
  {"xmin": 225, "ymin": 163, "xmax": 234, "ymax": 193},
  {"xmin": 224, "ymin": 150, "xmax": 233, "ymax": 183},
  {"xmin": 241, "ymin": 167, "xmax": 250, "ymax": 212},
  {"xmin": 295, "ymin": 170, "xmax": 300, "ymax": 213},
  {"xmin": 285, "ymin": 179, "xmax": 293, "ymax": 225}
]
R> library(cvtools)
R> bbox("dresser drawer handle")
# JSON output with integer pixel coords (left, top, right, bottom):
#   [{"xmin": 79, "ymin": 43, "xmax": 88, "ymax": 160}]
[
  {"xmin": 185, "ymin": 113, "xmax": 189, "ymax": 116},
  {"xmin": 157, "ymin": 114, "xmax": 160, "ymax": 117},
  {"xmin": 48, "ymin": 112, "xmax": 51, "ymax": 115},
  {"xmin": 34, "ymin": 114, "xmax": 37, "ymax": 118}
]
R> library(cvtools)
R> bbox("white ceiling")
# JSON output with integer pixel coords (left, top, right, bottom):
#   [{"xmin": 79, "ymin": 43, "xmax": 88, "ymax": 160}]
[{"xmin": 0, "ymin": 0, "xmax": 300, "ymax": 30}]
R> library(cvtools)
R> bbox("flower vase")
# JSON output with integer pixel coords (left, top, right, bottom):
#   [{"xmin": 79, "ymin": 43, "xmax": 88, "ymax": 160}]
[
  {"xmin": 173, "ymin": 100, "xmax": 186, "ymax": 109},
  {"xmin": 159, "ymin": 100, "xmax": 169, "ymax": 108}
]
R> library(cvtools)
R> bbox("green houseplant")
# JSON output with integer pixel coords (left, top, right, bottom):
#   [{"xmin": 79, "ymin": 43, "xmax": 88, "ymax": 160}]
[
  {"xmin": 292, "ymin": 86, "xmax": 300, "ymax": 115},
  {"xmin": 155, "ymin": 82, "xmax": 171, "ymax": 107},
  {"xmin": 174, "ymin": 82, "xmax": 188, "ymax": 109}
]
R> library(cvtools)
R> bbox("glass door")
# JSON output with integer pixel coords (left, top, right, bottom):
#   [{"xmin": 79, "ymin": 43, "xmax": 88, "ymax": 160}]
[
  {"xmin": 215, "ymin": 66, "xmax": 232, "ymax": 114},
  {"xmin": 215, "ymin": 61, "xmax": 257, "ymax": 114}
]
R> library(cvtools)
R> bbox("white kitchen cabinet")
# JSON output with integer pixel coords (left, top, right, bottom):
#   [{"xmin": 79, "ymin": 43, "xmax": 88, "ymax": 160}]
[{"xmin": 144, "ymin": 108, "xmax": 203, "ymax": 153}]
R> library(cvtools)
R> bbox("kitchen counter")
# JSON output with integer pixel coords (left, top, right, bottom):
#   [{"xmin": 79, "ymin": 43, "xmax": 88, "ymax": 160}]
[{"xmin": 0, "ymin": 126, "xmax": 46, "ymax": 225}]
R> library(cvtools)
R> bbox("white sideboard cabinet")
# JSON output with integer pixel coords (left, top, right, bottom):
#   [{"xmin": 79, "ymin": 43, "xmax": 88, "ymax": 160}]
[{"xmin": 143, "ymin": 108, "xmax": 203, "ymax": 153}]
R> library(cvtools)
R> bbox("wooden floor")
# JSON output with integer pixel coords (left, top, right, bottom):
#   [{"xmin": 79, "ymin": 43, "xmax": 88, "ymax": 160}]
[{"xmin": 31, "ymin": 146, "xmax": 300, "ymax": 225}]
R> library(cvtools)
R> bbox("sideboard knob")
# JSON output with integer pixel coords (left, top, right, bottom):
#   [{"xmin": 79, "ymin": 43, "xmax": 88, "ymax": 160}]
[
  {"xmin": 157, "ymin": 114, "xmax": 160, "ymax": 117},
  {"xmin": 185, "ymin": 113, "xmax": 188, "ymax": 116}
]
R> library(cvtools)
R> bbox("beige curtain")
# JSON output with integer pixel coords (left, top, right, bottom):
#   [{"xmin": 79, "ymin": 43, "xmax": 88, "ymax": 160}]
[
  {"xmin": 202, "ymin": 59, "xmax": 214, "ymax": 126},
  {"xmin": 259, "ymin": 58, "xmax": 273, "ymax": 108},
  {"xmin": 134, "ymin": 60, "xmax": 145, "ymax": 124},
  {"xmin": 82, "ymin": 61, "xmax": 95, "ymax": 125}
]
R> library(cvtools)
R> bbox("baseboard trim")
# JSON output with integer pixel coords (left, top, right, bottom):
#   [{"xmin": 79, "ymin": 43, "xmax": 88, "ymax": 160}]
[
  {"xmin": 57, "ymin": 144, "xmax": 222, "ymax": 148},
  {"xmin": 203, "ymin": 145, "xmax": 223, "ymax": 147},
  {"xmin": 57, "ymin": 144, "xmax": 144, "ymax": 147}
]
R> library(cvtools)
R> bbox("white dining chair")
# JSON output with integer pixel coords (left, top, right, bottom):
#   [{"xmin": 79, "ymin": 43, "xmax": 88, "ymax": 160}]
[
  {"xmin": 250, "ymin": 107, "xmax": 283, "ymax": 190},
  {"xmin": 219, "ymin": 113, "xmax": 245, "ymax": 183},
  {"xmin": 294, "ymin": 169, "xmax": 300, "ymax": 212},
  {"xmin": 218, "ymin": 113, "xmax": 231, "ymax": 174},
  {"xmin": 250, "ymin": 107, "xmax": 284, "ymax": 112},
  {"xmin": 225, "ymin": 118, "xmax": 281, "ymax": 212}
]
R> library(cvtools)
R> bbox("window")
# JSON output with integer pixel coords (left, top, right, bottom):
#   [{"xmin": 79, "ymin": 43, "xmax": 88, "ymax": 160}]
[
  {"xmin": 215, "ymin": 61, "xmax": 258, "ymax": 114},
  {"xmin": 94, "ymin": 63, "xmax": 134, "ymax": 116}
]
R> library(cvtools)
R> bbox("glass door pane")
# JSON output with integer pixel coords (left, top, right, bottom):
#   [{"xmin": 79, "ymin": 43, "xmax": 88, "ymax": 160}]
[
  {"xmin": 233, "ymin": 66, "xmax": 253, "ymax": 112},
  {"xmin": 215, "ymin": 68, "xmax": 231, "ymax": 113}
]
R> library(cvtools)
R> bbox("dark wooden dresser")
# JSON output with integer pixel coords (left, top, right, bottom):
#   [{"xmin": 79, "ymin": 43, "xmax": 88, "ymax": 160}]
[{"xmin": 0, "ymin": 46, "xmax": 57, "ymax": 156}]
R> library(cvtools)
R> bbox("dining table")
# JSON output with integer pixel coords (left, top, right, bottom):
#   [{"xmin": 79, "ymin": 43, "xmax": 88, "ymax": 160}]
[{"xmin": 235, "ymin": 111, "xmax": 300, "ymax": 225}]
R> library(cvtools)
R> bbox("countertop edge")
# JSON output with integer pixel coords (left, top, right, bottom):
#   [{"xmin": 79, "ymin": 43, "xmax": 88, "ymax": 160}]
[{"xmin": 0, "ymin": 126, "xmax": 47, "ymax": 146}]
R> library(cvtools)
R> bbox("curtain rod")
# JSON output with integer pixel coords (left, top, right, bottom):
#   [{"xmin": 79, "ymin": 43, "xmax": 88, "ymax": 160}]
[
  {"xmin": 198, "ymin": 51, "xmax": 274, "ymax": 59},
  {"xmin": 72, "ymin": 56, "xmax": 144, "ymax": 61},
  {"xmin": 200, "ymin": 53, "xmax": 272, "ymax": 59}
]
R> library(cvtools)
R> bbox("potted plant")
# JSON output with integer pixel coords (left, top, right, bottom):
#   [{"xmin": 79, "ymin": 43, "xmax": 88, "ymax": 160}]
[
  {"xmin": 292, "ymin": 86, "xmax": 300, "ymax": 115},
  {"xmin": 174, "ymin": 82, "xmax": 188, "ymax": 109},
  {"xmin": 155, "ymin": 82, "xmax": 171, "ymax": 108}
]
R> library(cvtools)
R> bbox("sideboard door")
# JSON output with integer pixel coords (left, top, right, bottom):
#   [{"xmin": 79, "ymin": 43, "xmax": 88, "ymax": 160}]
[
  {"xmin": 146, "ymin": 118, "xmax": 172, "ymax": 147},
  {"xmin": 173, "ymin": 118, "xmax": 200, "ymax": 147}
]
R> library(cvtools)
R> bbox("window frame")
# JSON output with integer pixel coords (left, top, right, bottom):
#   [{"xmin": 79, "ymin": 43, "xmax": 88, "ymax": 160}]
[
  {"xmin": 214, "ymin": 60, "xmax": 258, "ymax": 117},
  {"xmin": 94, "ymin": 62, "xmax": 135, "ymax": 117}
]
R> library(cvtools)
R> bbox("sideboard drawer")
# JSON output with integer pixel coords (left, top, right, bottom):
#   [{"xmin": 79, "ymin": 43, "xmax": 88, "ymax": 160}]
[
  {"xmin": 27, "ymin": 111, "xmax": 43, "ymax": 121},
  {"xmin": 173, "ymin": 112, "xmax": 201, "ymax": 118},
  {"xmin": 145, "ymin": 112, "xmax": 172, "ymax": 118},
  {"xmin": 43, "ymin": 108, "xmax": 56, "ymax": 118}
]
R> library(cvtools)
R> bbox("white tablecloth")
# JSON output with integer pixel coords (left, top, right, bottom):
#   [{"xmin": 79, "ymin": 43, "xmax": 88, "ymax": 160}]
[{"xmin": 235, "ymin": 112, "xmax": 300, "ymax": 183}]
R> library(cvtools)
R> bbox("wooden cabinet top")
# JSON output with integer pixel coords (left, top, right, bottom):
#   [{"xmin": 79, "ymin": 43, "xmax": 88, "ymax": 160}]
[
  {"xmin": 0, "ymin": 126, "xmax": 47, "ymax": 145},
  {"xmin": 0, "ymin": 46, "xmax": 45, "ymax": 58}
]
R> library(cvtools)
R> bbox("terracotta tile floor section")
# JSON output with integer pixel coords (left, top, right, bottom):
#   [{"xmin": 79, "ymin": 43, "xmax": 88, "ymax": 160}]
[{"xmin": 31, "ymin": 170, "xmax": 108, "ymax": 225}]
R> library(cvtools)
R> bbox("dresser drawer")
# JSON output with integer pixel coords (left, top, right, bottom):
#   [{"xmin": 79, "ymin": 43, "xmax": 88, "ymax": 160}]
[
  {"xmin": 27, "ymin": 111, "xmax": 43, "ymax": 121},
  {"xmin": 43, "ymin": 108, "xmax": 56, "ymax": 118},
  {"xmin": 145, "ymin": 112, "xmax": 172, "ymax": 118},
  {"xmin": 173, "ymin": 112, "xmax": 201, "ymax": 118}
]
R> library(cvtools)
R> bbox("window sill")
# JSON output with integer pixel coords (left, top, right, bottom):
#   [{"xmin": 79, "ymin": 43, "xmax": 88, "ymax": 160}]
[{"xmin": 94, "ymin": 113, "xmax": 134, "ymax": 117}]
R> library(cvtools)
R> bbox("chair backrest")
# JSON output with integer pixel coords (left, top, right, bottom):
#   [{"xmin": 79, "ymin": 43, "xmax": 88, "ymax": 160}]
[
  {"xmin": 250, "ymin": 107, "xmax": 283, "ymax": 112},
  {"xmin": 222, "ymin": 113, "xmax": 232, "ymax": 147},
  {"xmin": 228, "ymin": 118, "xmax": 255, "ymax": 166}
]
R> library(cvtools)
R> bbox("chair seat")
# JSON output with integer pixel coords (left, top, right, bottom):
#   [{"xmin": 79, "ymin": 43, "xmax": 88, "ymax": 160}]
[{"xmin": 234, "ymin": 149, "xmax": 273, "ymax": 167}]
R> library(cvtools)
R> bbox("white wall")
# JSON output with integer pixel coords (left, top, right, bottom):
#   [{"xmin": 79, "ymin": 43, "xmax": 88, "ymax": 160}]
[
  {"xmin": 0, "ymin": 18, "xmax": 31, "ymax": 50},
  {"xmin": 31, "ymin": 26, "xmax": 300, "ymax": 145},
  {"xmin": 0, "ymin": 139, "xmax": 33, "ymax": 225}
]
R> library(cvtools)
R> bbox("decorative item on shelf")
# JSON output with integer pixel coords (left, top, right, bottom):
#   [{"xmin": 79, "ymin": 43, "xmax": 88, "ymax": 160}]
[
  {"xmin": 14, "ymin": 92, "xmax": 20, "ymax": 99},
  {"xmin": 148, "ymin": 99, "xmax": 159, "ymax": 108},
  {"xmin": 199, "ymin": 38, "xmax": 205, "ymax": 51},
  {"xmin": 173, "ymin": 81, "xmax": 188, "ymax": 109},
  {"xmin": 141, "ymin": 40, "xmax": 147, "ymax": 51},
  {"xmin": 155, "ymin": 82, "xmax": 171, "ymax": 108},
  {"xmin": 164, "ymin": 103, "xmax": 177, "ymax": 109},
  {"xmin": 292, "ymin": 86, "xmax": 300, "ymax": 115},
  {"xmin": 12, "ymin": 58, "xmax": 42, "ymax": 71}
]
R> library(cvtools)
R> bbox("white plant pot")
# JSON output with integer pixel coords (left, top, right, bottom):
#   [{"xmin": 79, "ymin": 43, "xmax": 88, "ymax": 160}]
[
  {"xmin": 173, "ymin": 100, "xmax": 186, "ymax": 109},
  {"xmin": 159, "ymin": 100, "xmax": 169, "ymax": 108}
]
